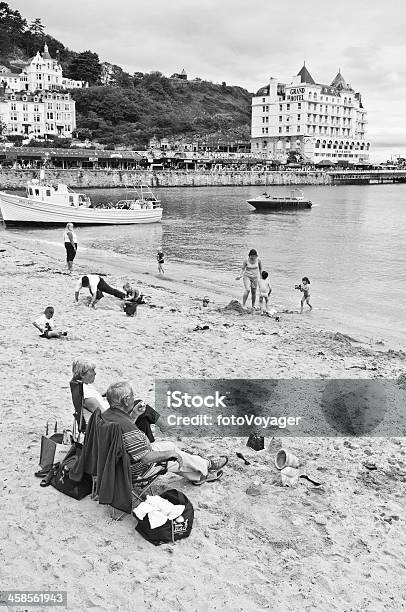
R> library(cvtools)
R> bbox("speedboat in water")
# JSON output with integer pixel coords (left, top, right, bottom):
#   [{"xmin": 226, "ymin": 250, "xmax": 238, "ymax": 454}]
[
  {"xmin": 0, "ymin": 178, "xmax": 163, "ymax": 226},
  {"xmin": 247, "ymin": 189, "xmax": 312, "ymax": 211}
]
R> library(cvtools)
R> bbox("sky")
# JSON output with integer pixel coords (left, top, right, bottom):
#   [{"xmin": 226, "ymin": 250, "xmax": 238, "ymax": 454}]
[{"xmin": 9, "ymin": 0, "xmax": 406, "ymax": 161}]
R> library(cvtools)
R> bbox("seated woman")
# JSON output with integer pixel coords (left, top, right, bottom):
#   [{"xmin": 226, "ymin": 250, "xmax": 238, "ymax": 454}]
[
  {"xmin": 71, "ymin": 359, "xmax": 157, "ymax": 439},
  {"xmin": 71, "ymin": 358, "xmax": 109, "ymax": 416}
]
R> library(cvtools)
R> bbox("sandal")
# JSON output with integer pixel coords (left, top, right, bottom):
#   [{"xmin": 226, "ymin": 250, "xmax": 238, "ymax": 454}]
[
  {"xmin": 208, "ymin": 455, "xmax": 228, "ymax": 472},
  {"xmin": 34, "ymin": 469, "xmax": 49, "ymax": 478},
  {"xmin": 192, "ymin": 470, "xmax": 224, "ymax": 486}
]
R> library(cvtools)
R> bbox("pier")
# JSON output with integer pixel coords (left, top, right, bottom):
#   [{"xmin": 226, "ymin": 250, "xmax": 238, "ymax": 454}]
[{"xmin": 328, "ymin": 170, "xmax": 406, "ymax": 185}]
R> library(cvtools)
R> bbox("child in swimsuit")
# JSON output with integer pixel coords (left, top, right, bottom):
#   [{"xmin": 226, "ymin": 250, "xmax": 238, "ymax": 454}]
[
  {"xmin": 157, "ymin": 251, "xmax": 165, "ymax": 275},
  {"xmin": 258, "ymin": 271, "xmax": 272, "ymax": 315},
  {"xmin": 297, "ymin": 277, "xmax": 312, "ymax": 313}
]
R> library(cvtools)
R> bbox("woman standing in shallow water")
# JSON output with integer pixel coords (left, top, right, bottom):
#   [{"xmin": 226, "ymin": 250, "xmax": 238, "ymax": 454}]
[
  {"xmin": 236, "ymin": 248, "xmax": 262, "ymax": 310},
  {"xmin": 63, "ymin": 222, "xmax": 77, "ymax": 274}
]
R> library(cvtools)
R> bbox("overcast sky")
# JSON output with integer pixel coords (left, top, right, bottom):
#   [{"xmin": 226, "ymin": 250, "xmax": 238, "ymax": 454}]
[{"xmin": 10, "ymin": 0, "xmax": 406, "ymax": 161}]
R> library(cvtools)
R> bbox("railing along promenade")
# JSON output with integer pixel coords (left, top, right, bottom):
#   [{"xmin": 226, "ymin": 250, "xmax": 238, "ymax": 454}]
[
  {"xmin": 1, "ymin": 168, "xmax": 406, "ymax": 190},
  {"xmin": 327, "ymin": 169, "xmax": 406, "ymax": 184}
]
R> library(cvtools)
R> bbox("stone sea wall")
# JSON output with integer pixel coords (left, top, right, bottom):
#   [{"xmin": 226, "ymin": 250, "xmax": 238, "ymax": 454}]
[{"xmin": 0, "ymin": 169, "xmax": 332, "ymax": 190}]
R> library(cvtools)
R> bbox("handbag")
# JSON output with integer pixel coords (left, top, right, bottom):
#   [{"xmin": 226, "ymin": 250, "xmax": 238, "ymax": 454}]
[
  {"xmin": 135, "ymin": 489, "xmax": 194, "ymax": 546},
  {"xmin": 246, "ymin": 432, "xmax": 265, "ymax": 451},
  {"xmin": 50, "ymin": 442, "xmax": 93, "ymax": 500},
  {"xmin": 39, "ymin": 419, "xmax": 72, "ymax": 471}
]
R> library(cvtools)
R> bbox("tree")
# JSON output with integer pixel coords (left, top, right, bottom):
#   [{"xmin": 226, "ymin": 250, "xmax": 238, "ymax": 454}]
[
  {"xmin": 28, "ymin": 18, "xmax": 45, "ymax": 39},
  {"xmin": 67, "ymin": 50, "xmax": 102, "ymax": 85},
  {"xmin": 0, "ymin": 2, "xmax": 27, "ymax": 54}
]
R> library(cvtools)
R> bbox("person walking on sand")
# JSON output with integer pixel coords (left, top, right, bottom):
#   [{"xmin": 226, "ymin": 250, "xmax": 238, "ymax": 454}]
[
  {"xmin": 63, "ymin": 223, "xmax": 77, "ymax": 274},
  {"xmin": 296, "ymin": 276, "xmax": 312, "ymax": 313},
  {"xmin": 157, "ymin": 250, "xmax": 165, "ymax": 275},
  {"xmin": 236, "ymin": 249, "xmax": 262, "ymax": 310}
]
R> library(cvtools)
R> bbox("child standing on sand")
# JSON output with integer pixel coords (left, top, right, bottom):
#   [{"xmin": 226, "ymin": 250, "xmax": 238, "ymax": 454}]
[
  {"xmin": 157, "ymin": 251, "xmax": 165, "ymax": 275},
  {"xmin": 258, "ymin": 271, "xmax": 272, "ymax": 315},
  {"xmin": 296, "ymin": 277, "xmax": 312, "ymax": 313},
  {"xmin": 33, "ymin": 306, "xmax": 67, "ymax": 338}
]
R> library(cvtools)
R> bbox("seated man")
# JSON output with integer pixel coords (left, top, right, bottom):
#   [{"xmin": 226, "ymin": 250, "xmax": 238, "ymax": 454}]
[
  {"xmin": 103, "ymin": 381, "xmax": 228, "ymax": 486},
  {"xmin": 74, "ymin": 274, "xmax": 126, "ymax": 308}
]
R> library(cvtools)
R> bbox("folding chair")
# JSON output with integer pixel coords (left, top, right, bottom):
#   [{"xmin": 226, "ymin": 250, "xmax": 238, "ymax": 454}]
[
  {"xmin": 69, "ymin": 379, "xmax": 97, "ymax": 494},
  {"xmin": 131, "ymin": 462, "xmax": 172, "ymax": 504},
  {"xmin": 69, "ymin": 379, "xmax": 87, "ymax": 442}
]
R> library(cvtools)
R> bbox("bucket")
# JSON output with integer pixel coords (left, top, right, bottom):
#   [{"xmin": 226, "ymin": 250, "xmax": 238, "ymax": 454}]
[{"xmin": 275, "ymin": 449, "xmax": 299, "ymax": 470}]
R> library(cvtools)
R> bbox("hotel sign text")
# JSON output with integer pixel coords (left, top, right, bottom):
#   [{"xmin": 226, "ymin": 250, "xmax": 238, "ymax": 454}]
[{"xmin": 287, "ymin": 87, "xmax": 305, "ymax": 101}]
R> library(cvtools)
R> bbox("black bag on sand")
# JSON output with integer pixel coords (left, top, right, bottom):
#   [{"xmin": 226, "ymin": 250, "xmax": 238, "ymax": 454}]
[
  {"xmin": 50, "ymin": 443, "xmax": 92, "ymax": 500},
  {"xmin": 135, "ymin": 489, "xmax": 194, "ymax": 546},
  {"xmin": 246, "ymin": 432, "xmax": 264, "ymax": 451}
]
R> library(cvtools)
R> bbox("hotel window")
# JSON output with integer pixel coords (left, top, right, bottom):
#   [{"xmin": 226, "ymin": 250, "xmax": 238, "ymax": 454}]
[
  {"xmin": 297, "ymin": 126, "xmax": 300, "ymax": 132},
  {"xmin": 265, "ymin": 127, "xmax": 268, "ymax": 134},
  {"xmin": 279, "ymin": 104, "xmax": 283, "ymax": 111},
  {"xmin": 11, "ymin": 114, "xmax": 17, "ymax": 121},
  {"xmin": 34, "ymin": 104, "xmax": 39, "ymax": 112},
  {"xmin": 23, "ymin": 114, "xmax": 28, "ymax": 121},
  {"xmin": 298, "ymin": 103, "xmax": 301, "ymax": 109},
  {"xmin": 286, "ymin": 104, "xmax": 290, "ymax": 110},
  {"xmin": 23, "ymin": 104, "xmax": 28, "ymax": 111},
  {"xmin": 286, "ymin": 126, "xmax": 290, "ymax": 133},
  {"xmin": 279, "ymin": 127, "xmax": 282, "ymax": 133},
  {"xmin": 297, "ymin": 115, "xmax": 301, "ymax": 121},
  {"xmin": 279, "ymin": 116, "xmax": 282, "ymax": 122},
  {"xmin": 47, "ymin": 112, "xmax": 54, "ymax": 119},
  {"xmin": 11, "ymin": 103, "xmax": 16, "ymax": 110}
]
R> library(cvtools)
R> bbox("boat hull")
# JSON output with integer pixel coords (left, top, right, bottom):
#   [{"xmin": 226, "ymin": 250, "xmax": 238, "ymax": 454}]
[
  {"xmin": 247, "ymin": 198, "xmax": 312, "ymax": 210},
  {"xmin": 0, "ymin": 192, "xmax": 162, "ymax": 226}
]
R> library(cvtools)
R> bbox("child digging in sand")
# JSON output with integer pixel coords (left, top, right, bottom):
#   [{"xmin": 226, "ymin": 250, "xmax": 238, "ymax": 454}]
[
  {"xmin": 33, "ymin": 306, "xmax": 67, "ymax": 338},
  {"xmin": 295, "ymin": 276, "xmax": 312, "ymax": 313}
]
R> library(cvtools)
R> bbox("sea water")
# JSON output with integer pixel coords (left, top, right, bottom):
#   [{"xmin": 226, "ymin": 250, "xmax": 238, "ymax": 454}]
[{"xmin": 6, "ymin": 183, "xmax": 406, "ymax": 347}]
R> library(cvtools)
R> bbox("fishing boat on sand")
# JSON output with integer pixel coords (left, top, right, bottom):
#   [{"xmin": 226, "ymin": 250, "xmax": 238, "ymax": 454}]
[
  {"xmin": 247, "ymin": 189, "xmax": 312, "ymax": 211},
  {"xmin": 0, "ymin": 176, "xmax": 163, "ymax": 227}
]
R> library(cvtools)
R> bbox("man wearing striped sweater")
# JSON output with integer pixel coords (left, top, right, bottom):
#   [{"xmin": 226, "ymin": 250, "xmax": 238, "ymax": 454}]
[{"xmin": 103, "ymin": 381, "xmax": 228, "ymax": 486}]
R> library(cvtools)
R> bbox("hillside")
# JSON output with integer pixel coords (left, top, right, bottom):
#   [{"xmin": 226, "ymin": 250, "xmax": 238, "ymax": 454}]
[
  {"xmin": 0, "ymin": 2, "xmax": 253, "ymax": 147},
  {"xmin": 70, "ymin": 75, "xmax": 252, "ymax": 146}
]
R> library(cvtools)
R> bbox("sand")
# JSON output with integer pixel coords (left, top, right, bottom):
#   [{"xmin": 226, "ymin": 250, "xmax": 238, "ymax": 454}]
[{"xmin": 0, "ymin": 231, "xmax": 405, "ymax": 612}]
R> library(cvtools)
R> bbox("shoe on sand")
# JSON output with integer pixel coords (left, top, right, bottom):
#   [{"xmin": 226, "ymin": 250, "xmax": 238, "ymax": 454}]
[
  {"xmin": 192, "ymin": 470, "xmax": 224, "ymax": 486},
  {"xmin": 208, "ymin": 456, "xmax": 228, "ymax": 472}
]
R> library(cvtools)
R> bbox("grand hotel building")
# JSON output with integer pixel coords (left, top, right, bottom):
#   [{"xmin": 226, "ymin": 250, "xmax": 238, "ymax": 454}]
[{"xmin": 251, "ymin": 64, "xmax": 369, "ymax": 163}]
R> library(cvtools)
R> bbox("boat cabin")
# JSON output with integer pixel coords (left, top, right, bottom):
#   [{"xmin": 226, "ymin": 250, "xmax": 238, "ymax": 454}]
[{"xmin": 26, "ymin": 180, "xmax": 91, "ymax": 208}]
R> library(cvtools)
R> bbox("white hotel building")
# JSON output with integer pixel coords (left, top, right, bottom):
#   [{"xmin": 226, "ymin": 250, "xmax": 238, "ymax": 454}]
[
  {"xmin": 0, "ymin": 45, "xmax": 85, "ymax": 140},
  {"xmin": 251, "ymin": 64, "xmax": 369, "ymax": 164},
  {"xmin": 0, "ymin": 90, "xmax": 76, "ymax": 139}
]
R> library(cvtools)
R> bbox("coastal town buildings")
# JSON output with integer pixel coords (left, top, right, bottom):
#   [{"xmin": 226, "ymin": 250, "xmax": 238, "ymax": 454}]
[
  {"xmin": 0, "ymin": 45, "xmax": 87, "ymax": 93},
  {"xmin": 251, "ymin": 64, "xmax": 369, "ymax": 164},
  {"xmin": 0, "ymin": 45, "xmax": 82, "ymax": 140},
  {"xmin": 0, "ymin": 90, "xmax": 76, "ymax": 139}
]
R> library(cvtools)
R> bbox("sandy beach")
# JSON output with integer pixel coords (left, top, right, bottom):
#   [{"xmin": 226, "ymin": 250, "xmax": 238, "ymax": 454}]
[{"xmin": 0, "ymin": 231, "xmax": 405, "ymax": 612}]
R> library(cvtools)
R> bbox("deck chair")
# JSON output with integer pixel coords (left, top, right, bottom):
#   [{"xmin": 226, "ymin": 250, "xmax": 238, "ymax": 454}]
[{"xmin": 69, "ymin": 379, "xmax": 87, "ymax": 441}]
